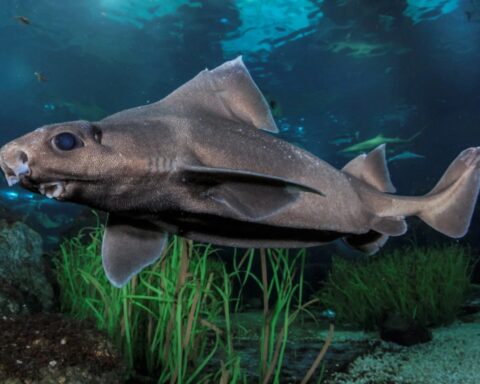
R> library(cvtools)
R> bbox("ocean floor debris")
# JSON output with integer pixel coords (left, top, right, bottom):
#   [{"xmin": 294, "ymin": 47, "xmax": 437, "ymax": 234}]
[
  {"xmin": 223, "ymin": 310, "xmax": 480, "ymax": 383},
  {"xmin": 0, "ymin": 313, "xmax": 125, "ymax": 383}
]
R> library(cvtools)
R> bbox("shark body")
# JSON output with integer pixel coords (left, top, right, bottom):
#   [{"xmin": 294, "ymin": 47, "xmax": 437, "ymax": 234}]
[{"xmin": 1, "ymin": 57, "xmax": 479, "ymax": 287}]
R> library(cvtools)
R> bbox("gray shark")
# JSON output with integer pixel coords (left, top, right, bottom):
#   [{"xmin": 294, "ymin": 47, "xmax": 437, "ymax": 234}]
[{"xmin": 1, "ymin": 57, "xmax": 479, "ymax": 287}]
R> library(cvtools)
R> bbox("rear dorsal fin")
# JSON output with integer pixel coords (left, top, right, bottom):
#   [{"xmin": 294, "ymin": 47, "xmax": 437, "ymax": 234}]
[
  {"xmin": 102, "ymin": 57, "xmax": 278, "ymax": 133},
  {"xmin": 342, "ymin": 144, "xmax": 396, "ymax": 193}
]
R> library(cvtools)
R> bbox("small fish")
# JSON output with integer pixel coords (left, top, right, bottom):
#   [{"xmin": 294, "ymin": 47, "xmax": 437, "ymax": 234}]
[
  {"xmin": 329, "ymin": 131, "xmax": 359, "ymax": 146},
  {"xmin": 0, "ymin": 58, "xmax": 479, "ymax": 288},
  {"xmin": 34, "ymin": 72, "xmax": 47, "ymax": 83},
  {"xmin": 14, "ymin": 15, "xmax": 30, "ymax": 25},
  {"xmin": 339, "ymin": 132, "xmax": 422, "ymax": 154},
  {"xmin": 388, "ymin": 151, "xmax": 425, "ymax": 163}
]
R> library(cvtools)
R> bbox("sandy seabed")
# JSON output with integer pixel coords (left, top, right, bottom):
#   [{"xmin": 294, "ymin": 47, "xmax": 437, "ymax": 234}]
[{"xmin": 329, "ymin": 320, "xmax": 480, "ymax": 384}]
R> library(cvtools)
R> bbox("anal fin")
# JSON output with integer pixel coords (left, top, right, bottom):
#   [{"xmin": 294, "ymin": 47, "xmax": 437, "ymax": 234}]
[
  {"xmin": 343, "ymin": 216, "xmax": 406, "ymax": 254},
  {"xmin": 344, "ymin": 230, "xmax": 389, "ymax": 255}
]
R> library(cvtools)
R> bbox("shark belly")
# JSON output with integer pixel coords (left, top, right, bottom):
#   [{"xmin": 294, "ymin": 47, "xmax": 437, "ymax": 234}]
[{"xmin": 150, "ymin": 209, "xmax": 345, "ymax": 249}]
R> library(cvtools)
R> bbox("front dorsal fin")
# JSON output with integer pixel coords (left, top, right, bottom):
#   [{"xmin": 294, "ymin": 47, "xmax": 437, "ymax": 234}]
[
  {"xmin": 342, "ymin": 144, "xmax": 396, "ymax": 193},
  {"xmin": 103, "ymin": 57, "xmax": 278, "ymax": 133}
]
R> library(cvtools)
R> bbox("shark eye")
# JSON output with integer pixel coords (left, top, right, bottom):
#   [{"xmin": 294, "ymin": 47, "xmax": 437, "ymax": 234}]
[{"xmin": 52, "ymin": 132, "xmax": 83, "ymax": 151}]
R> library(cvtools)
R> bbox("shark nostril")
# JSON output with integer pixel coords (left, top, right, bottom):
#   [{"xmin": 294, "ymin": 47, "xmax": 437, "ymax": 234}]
[
  {"xmin": 18, "ymin": 151, "xmax": 28, "ymax": 164},
  {"xmin": 0, "ymin": 149, "xmax": 31, "ymax": 186},
  {"xmin": 12, "ymin": 151, "xmax": 30, "ymax": 177}
]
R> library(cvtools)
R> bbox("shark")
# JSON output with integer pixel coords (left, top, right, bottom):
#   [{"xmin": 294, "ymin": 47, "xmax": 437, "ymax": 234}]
[
  {"xmin": 388, "ymin": 151, "xmax": 425, "ymax": 163},
  {"xmin": 0, "ymin": 57, "xmax": 479, "ymax": 287},
  {"xmin": 339, "ymin": 132, "xmax": 422, "ymax": 154}
]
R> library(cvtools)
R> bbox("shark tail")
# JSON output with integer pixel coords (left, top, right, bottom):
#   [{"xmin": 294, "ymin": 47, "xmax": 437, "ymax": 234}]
[
  {"xmin": 342, "ymin": 146, "xmax": 480, "ymax": 254},
  {"xmin": 417, "ymin": 147, "xmax": 480, "ymax": 238}
]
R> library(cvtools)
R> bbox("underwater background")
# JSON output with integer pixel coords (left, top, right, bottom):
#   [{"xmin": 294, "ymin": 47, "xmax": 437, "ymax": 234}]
[
  {"xmin": 0, "ymin": 0, "xmax": 480, "ymax": 383},
  {"xmin": 1, "ymin": 0, "xmax": 480, "ymax": 255}
]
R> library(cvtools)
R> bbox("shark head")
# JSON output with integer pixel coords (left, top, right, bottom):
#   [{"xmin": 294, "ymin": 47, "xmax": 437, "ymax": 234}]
[{"xmin": 0, "ymin": 120, "xmax": 130, "ymax": 209}]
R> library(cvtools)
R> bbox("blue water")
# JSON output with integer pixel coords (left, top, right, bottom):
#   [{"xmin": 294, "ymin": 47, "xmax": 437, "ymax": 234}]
[{"xmin": 0, "ymin": 0, "xmax": 479, "ymax": 249}]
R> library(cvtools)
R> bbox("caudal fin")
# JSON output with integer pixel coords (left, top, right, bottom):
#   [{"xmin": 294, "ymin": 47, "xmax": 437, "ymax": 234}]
[{"xmin": 418, "ymin": 147, "xmax": 480, "ymax": 238}]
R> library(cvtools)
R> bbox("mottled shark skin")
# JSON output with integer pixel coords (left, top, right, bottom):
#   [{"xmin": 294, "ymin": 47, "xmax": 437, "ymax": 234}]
[{"xmin": 1, "ymin": 57, "xmax": 480, "ymax": 287}]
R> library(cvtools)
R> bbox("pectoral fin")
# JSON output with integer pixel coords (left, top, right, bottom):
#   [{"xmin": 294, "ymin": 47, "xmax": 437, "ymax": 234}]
[
  {"xmin": 182, "ymin": 165, "xmax": 324, "ymax": 220},
  {"xmin": 102, "ymin": 214, "xmax": 168, "ymax": 287},
  {"xmin": 208, "ymin": 183, "xmax": 299, "ymax": 220},
  {"xmin": 182, "ymin": 165, "xmax": 324, "ymax": 195}
]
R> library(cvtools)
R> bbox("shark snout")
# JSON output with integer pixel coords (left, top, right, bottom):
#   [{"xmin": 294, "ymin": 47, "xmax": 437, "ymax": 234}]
[{"xmin": 0, "ymin": 143, "xmax": 31, "ymax": 186}]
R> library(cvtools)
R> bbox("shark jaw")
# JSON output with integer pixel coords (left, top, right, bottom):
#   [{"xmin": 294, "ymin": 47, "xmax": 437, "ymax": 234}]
[
  {"xmin": 0, "ymin": 155, "xmax": 67, "ymax": 200},
  {"xmin": 38, "ymin": 181, "xmax": 66, "ymax": 199},
  {"xmin": 18, "ymin": 178, "xmax": 67, "ymax": 200}
]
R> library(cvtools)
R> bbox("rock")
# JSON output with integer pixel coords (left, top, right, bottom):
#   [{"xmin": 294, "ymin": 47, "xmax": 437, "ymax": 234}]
[
  {"xmin": 380, "ymin": 313, "xmax": 432, "ymax": 346},
  {"xmin": 0, "ymin": 313, "xmax": 126, "ymax": 383},
  {"xmin": 0, "ymin": 280, "xmax": 29, "ymax": 315},
  {"xmin": 461, "ymin": 284, "xmax": 480, "ymax": 316},
  {"xmin": 0, "ymin": 220, "xmax": 53, "ymax": 315}
]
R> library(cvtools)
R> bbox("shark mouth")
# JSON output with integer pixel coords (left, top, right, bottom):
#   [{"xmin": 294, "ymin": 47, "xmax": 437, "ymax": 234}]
[
  {"xmin": 38, "ymin": 182, "xmax": 66, "ymax": 199},
  {"xmin": 0, "ymin": 160, "xmax": 67, "ymax": 200}
]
